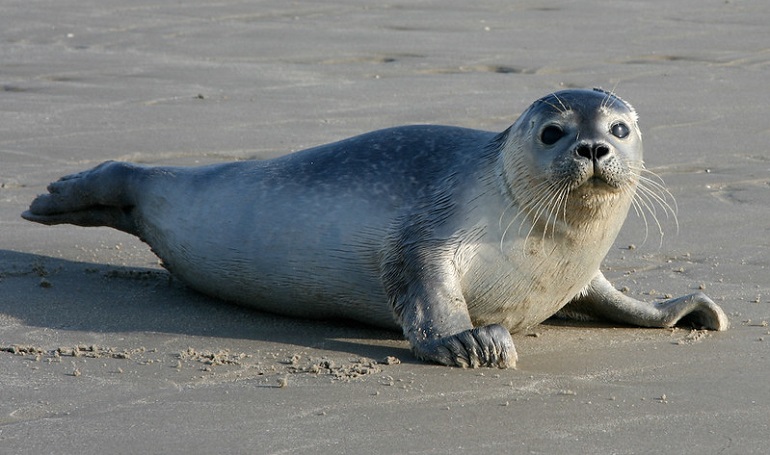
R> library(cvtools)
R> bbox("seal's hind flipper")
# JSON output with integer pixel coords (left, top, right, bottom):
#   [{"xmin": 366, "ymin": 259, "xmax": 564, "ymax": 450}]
[
  {"xmin": 22, "ymin": 205, "xmax": 136, "ymax": 232},
  {"xmin": 22, "ymin": 161, "xmax": 141, "ymax": 235}
]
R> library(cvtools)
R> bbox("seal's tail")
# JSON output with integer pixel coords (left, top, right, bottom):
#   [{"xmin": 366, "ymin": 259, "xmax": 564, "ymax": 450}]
[{"xmin": 22, "ymin": 161, "xmax": 140, "ymax": 235}]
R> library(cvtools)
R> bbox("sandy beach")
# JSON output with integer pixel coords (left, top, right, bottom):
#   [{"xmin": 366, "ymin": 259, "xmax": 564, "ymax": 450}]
[{"xmin": 2, "ymin": 1, "xmax": 769, "ymax": 453}]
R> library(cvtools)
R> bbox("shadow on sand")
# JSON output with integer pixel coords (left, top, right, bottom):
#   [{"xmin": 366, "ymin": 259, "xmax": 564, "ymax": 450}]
[{"xmin": 0, "ymin": 249, "xmax": 411, "ymax": 361}]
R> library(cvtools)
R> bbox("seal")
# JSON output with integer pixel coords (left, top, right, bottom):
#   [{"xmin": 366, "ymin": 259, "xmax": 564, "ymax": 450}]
[{"xmin": 22, "ymin": 88, "xmax": 728, "ymax": 368}]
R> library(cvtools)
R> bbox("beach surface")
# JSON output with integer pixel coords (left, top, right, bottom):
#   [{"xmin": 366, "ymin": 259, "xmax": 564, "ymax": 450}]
[{"xmin": 1, "ymin": 1, "xmax": 769, "ymax": 453}]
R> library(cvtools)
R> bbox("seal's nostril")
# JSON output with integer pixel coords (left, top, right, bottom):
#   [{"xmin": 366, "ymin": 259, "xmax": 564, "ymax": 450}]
[
  {"xmin": 594, "ymin": 144, "xmax": 610, "ymax": 160},
  {"xmin": 576, "ymin": 144, "xmax": 592, "ymax": 159},
  {"xmin": 576, "ymin": 143, "xmax": 611, "ymax": 161}
]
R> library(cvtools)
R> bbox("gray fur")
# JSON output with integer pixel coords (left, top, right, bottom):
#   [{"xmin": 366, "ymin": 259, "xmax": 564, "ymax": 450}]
[{"xmin": 22, "ymin": 89, "xmax": 728, "ymax": 368}]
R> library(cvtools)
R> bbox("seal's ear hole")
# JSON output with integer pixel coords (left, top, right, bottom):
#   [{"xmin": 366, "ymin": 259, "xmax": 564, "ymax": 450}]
[
  {"xmin": 540, "ymin": 125, "xmax": 565, "ymax": 145},
  {"xmin": 611, "ymin": 121, "xmax": 630, "ymax": 139}
]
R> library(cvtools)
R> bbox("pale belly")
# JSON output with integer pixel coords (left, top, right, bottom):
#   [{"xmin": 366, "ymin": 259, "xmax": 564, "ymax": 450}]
[{"xmin": 460, "ymin": 236, "xmax": 604, "ymax": 333}]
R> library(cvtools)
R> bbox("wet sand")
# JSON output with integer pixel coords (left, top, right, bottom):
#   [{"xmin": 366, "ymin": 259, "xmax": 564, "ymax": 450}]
[{"xmin": 1, "ymin": 1, "xmax": 769, "ymax": 453}]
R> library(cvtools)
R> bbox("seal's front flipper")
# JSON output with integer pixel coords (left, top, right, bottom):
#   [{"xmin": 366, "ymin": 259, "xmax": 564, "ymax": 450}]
[
  {"xmin": 414, "ymin": 324, "xmax": 518, "ymax": 368},
  {"xmin": 385, "ymin": 255, "xmax": 518, "ymax": 368},
  {"xmin": 22, "ymin": 161, "xmax": 141, "ymax": 235},
  {"xmin": 559, "ymin": 272, "xmax": 729, "ymax": 331}
]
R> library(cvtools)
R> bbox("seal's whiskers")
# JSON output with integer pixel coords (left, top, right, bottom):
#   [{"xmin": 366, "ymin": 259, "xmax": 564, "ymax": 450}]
[{"xmin": 627, "ymin": 163, "xmax": 679, "ymax": 247}]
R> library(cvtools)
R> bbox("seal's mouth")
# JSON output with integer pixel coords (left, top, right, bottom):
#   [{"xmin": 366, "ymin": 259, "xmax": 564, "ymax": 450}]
[
  {"xmin": 586, "ymin": 176, "xmax": 610, "ymax": 186},
  {"xmin": 575, "ymin": 175, "xmax": 623, "ymax": 194}
]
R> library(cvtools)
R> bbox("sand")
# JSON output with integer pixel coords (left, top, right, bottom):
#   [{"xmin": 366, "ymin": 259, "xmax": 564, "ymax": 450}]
[{"xmin": 1, "ymin": 1, "xmax": 769, "ymax": 453}]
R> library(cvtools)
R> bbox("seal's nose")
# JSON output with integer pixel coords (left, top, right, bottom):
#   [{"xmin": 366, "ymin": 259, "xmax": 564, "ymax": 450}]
[{"xmin": 575, "ymin": 142, "xmax": 611, "ymax": 161}]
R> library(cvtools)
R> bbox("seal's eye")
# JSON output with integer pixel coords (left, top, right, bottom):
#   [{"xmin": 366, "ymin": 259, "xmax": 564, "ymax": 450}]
[
  {"xmin": 611, "ymin": 122, "xmax": 630, "ymax": 139},
  {"xmin": 540, "ymin": 125, "xmax": 565, "ymax": 145}
]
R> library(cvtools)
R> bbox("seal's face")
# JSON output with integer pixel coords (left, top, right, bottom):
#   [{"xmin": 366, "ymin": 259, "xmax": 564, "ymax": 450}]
[
  {"xmin": 502, "ymin": 88, "xmax": 644, "ymax": 224},
  {"xmin": 530, "ymin": 88, "xmax": 642, "ymax": 190}
]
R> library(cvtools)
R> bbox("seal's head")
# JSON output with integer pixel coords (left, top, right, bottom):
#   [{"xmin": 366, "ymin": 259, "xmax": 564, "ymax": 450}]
[{"xmin": 501, "ymin": 88, "xmax": 644, "ymax": 230}]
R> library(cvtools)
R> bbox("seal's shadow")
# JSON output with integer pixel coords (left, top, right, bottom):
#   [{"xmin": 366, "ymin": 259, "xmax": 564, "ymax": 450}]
[{"xmin": 0, "ymin": 250, "xmax": 410, "ymax": 361}]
